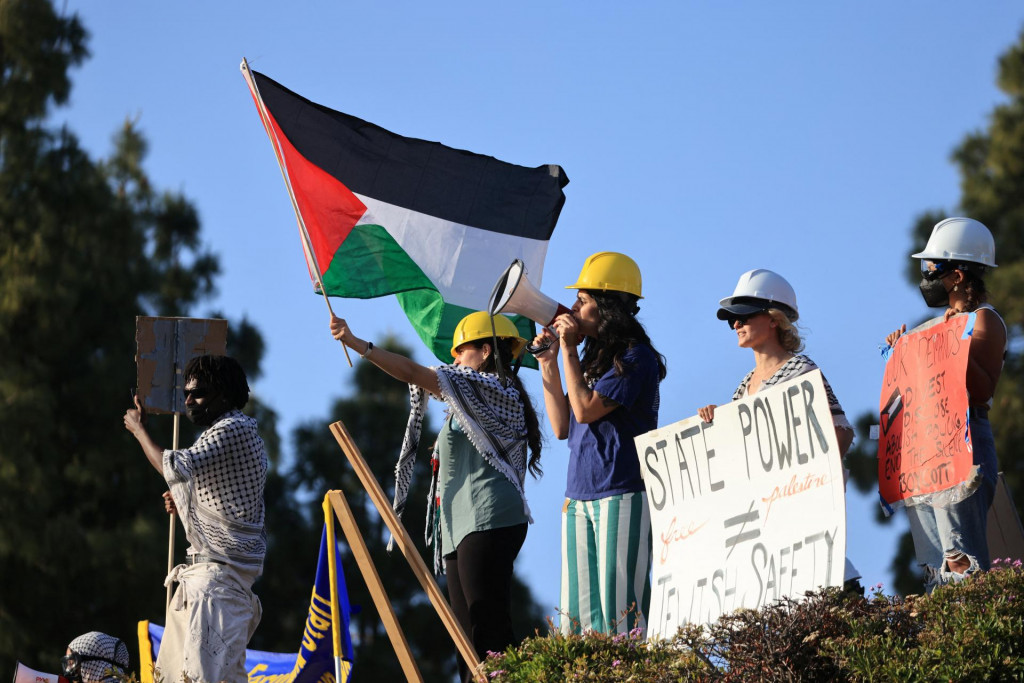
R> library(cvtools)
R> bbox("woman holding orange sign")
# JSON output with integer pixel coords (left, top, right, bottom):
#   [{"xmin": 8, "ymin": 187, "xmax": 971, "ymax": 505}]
[{"xmin": 885, "ymin": 217, "xmax": 1007, "ymax": 591}]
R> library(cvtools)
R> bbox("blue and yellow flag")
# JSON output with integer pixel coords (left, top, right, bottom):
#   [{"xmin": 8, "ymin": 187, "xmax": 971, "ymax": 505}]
[{"xmin": 139, "ymin": 519, "xmax": 354, "ymax": 682}]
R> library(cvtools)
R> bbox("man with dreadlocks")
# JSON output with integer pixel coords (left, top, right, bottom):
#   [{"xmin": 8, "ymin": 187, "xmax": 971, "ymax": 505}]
[
  {"xmin": 534, "ymin": 252, "xmax": 666, "ymax": 637},
  {"xmin": 124, "ymin": 354, "xmax": 267, "ymax": 683}
]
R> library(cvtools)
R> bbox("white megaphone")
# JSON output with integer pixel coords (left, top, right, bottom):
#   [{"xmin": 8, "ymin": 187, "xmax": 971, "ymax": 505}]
[{"xmin": 488, "ymin": 259, "xmax": 572, "ymax": 353}]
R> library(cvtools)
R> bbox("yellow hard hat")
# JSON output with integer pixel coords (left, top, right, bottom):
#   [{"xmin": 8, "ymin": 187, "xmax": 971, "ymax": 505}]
[
  {"xmin": 450, "ymin": 311, "xmax": 527, "ymax": 359},
  {"xmin": 565, "ymin": 251, "xmax": 643, "ymax": 298}
]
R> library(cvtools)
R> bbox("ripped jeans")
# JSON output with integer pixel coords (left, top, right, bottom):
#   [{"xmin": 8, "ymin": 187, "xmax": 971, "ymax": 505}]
[{"xmin": 905, "ymin": 416, "xmax": 997, "ymax": 592}]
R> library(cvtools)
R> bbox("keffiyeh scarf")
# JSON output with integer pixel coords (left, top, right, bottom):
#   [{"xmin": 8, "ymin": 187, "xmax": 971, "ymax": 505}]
[
  {"xmin": 391, "ymin": 365, "xmax": 531, "ymax": 573},
  {"xmin": 163, "ymin": 409, "xmax": 268, "ymax": 572},
  {"xmin": 732, "ymin": 354, "xmax": 852, "ymax": 431},
  {"xmin": 67, "ymin": 631, "xmax": 129, "ymax": 682}
]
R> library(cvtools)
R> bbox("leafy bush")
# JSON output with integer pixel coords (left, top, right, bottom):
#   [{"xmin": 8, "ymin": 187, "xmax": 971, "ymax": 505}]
[
  {"xmin": 481, "ymin": 562, "xmax": 1024, "ymax": 682},
  {"xmin": 480, "ymin": 622, "xmax": 708, "ymax": 682},
  {"xmin": 682, "ymin": 587, "xmax": 918, "ymax": 682},
  {"xmin": 827, "ymin": 559, "xmax": 1024, "ymax": 682}
]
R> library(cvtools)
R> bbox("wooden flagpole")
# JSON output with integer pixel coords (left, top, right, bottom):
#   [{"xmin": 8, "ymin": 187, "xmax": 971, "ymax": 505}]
[
  {"xmin": 239, "ymin": 57, "xmax": 352, "ymax": 367},
  {"xmin": 328, "ymin": 421, "xmax": 485, "ymax": 681}
]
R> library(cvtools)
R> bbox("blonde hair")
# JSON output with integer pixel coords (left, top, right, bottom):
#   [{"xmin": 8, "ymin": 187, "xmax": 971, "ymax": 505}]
[{"xmin": 768, "ymin": 309, "xmax": 804, "ymax": 353}]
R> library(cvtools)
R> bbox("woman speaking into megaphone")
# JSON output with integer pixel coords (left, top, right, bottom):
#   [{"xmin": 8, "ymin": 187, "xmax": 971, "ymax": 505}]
[{"xmin": 532, "ymin": 251, "xmax": 666, "ymax": 636}]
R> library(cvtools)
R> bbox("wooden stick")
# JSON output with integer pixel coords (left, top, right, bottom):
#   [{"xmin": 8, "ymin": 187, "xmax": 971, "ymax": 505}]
[
  {"xmin": 240, "ymin": 58, "xmax": 352, "ymax": 367},
  {"xmin": 318, "ymin": 293, "xmax": 354, "ymax": 367},
  {"xmin": 166, "ymin": 412, "xmax": 180, "ymax": 611},
  {"xmin": 327, "ymin": 490, "xmax": 422, "ymax": 683},
  {"xmin": 166, "ymin": 515, "xmax": 175, "ymax": 611},
  {"xmin": 329, "ymin": 421, "xmax": 485, "ymax": 681}
]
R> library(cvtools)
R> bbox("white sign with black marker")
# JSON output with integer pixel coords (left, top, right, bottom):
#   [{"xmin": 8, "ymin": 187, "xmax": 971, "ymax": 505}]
[{"xmin": 636, "ymin": 369, "xmax": 847, "ymax": 636}]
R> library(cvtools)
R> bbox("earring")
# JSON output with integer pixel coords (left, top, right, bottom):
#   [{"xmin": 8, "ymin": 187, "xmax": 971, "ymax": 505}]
[{"xmin": 953, "ymin": 284, "xmax": 959, "ymax": 292}]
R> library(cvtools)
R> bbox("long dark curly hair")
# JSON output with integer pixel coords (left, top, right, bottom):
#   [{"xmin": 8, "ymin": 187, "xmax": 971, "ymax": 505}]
[
  {"xmin": 579, "ymin": 290, "xmax": 667, "ymax": 384},
  {"xmin": 468, "ymin": 337, "xmax": 543, "ymax": 478}
]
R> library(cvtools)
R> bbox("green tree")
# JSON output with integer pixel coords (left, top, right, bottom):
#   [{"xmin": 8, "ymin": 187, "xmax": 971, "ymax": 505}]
[
  {"xmin": 284, "ymin": 337, "xmax": 547, "ymax": 682},
  {"xmin": 0, "ymin": 1, "xmax": 543, "ymax": 674},
  {"xmin": 847, "ymin": 26, "xmax": 1024, "ymax": 595},
  {"xmin": 0, "ymin": 0, "xmax": 282, "ymax": 671}
]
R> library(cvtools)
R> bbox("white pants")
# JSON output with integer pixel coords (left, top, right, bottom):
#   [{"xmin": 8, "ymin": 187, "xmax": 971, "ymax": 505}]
[{"xmin": 157, "ymin": 562, "xmax": 262, "ymax": 683}]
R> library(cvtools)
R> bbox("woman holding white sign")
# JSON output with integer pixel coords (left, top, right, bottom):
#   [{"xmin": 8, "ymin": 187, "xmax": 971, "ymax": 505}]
[
  {"xmin": 885, "ymin": 217, "xmax": 1006, "ymax": 591},
  {"xmin": 533, "ymin": 251, "xmax": 667, "ymax": 636},
  {"xmin": 697, "ymin": 268, "xmax": 860, "ymax": 590}
]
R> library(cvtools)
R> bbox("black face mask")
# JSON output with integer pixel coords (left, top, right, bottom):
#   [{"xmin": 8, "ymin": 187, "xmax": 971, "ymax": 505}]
[{"xmin": 919, "ymin": 277, "xmax": 951, "ymax": 308}]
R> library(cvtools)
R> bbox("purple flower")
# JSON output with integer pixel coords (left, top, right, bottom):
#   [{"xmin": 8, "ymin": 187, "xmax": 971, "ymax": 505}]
[
  {"xmin": 612, "ymin": 659, "xmax": 621, "ymax": 667},
  {"xmin": 489, "ymin": 670, "xmax": 506, "ymax": 678}
]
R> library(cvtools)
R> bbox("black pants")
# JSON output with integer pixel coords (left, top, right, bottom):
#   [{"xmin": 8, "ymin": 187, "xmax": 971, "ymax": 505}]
[{"xmin": 444, "ymin": 523, "xmax": 528, "ymax": 683}]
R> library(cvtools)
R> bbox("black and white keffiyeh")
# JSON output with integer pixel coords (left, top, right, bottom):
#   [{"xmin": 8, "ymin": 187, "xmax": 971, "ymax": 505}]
[
  {"xmin": 391, "ymin": 365, "xmax": 531, "ymax": 572},
  {"xmin": 163, "ymin": 409, "xmax": 268, "ymax": 572},
  {"xmin": 732, "ymin": 354, "xmax": 852, "ymax": 431},
  {"xmin": 67, "ymin": 631, "xmax": 129, "ymax": 682}
]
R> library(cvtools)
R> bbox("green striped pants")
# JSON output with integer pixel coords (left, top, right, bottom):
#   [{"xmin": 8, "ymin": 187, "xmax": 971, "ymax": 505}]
[{"xmin": 559, "ymin": 491, "xmax": 652, "ymax": 635}]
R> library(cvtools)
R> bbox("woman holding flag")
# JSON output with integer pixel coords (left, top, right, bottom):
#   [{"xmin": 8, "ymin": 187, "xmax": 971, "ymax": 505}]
[
  {"xmin": 884, "ymin": 217, "xmax": 1006, "ymax": 591},
  {"xmin": 533, "ymin": 251, "xmax": 666, "ymax": 636},
  {"xmin": 329, "ymin": 311, "xmax": 540, "ymax": 680}
]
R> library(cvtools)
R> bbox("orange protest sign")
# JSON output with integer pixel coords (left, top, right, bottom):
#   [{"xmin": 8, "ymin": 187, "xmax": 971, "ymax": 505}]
[{"xmin": 877, "ymin": 314, "xmax": 974, "ymax": 507}]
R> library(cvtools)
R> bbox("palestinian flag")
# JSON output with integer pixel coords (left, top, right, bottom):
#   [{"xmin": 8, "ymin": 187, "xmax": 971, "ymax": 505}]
[{"xmin": 241, "ymin": 61, "xmax": 569, "ymax": 362}]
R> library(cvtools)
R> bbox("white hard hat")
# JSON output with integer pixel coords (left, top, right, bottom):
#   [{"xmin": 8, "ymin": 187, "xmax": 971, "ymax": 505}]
[
  {"xmin": 717, "ymin": 269, "xmax": 799, "ymax": 321},
  {"xmin": 911, "ymin": 217, "xmax": 997, "ymax": 268}
]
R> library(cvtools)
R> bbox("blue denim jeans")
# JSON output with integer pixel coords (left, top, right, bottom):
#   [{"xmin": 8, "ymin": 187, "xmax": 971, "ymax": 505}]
[{"xmin": 905, "ymin": 416, "xmax": 997, "ymax": 591}]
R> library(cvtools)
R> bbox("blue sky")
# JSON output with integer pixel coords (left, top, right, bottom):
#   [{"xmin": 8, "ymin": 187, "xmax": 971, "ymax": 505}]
[{"xmin": 62, "ymin": 1, "xmax": 1023, "ymax": 626}]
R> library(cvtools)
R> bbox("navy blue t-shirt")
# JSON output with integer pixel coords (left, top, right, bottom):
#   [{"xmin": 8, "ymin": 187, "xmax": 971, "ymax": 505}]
[{"xmin": 565, "ymin": 343, "xmax": 661, "ymax": 500}]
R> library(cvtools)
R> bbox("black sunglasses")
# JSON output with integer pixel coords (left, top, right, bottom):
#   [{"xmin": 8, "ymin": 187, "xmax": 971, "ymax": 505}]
[
  {"xmin": 921, "ymin": 271, "xmax": 948, "ymax": 282},
  {"xmin": 724, "ymin": 311, "xmax": 767, "ymax": 329},
  {"xmin": 61, "ymin": 651, "xmax": 122, "ymax": 681},
  {"xmin": 920, "ymin": 260, "xmax": 954, "ymax": 281},
  {"xmin": 182, "ymin": 386, "xmax": 211, "ymax": 400}
]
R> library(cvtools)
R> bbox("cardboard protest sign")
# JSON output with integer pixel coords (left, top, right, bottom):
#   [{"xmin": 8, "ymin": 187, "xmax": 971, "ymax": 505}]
[
  {"xmin": 877, "ymin": 314, "xmax": 973, "ymax": 510},
  {"xmin": 636, "ymin": 370, "xmax": 846, "ymax": 635},
  {"xmin": 135, "ymin": 317, "xmax": 228, "ymax": 414}
]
